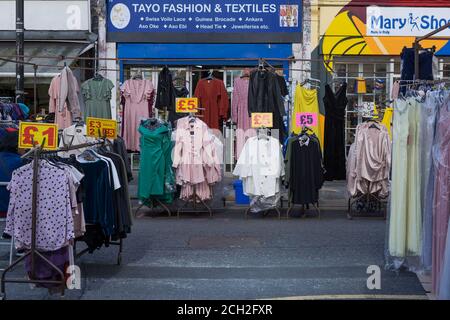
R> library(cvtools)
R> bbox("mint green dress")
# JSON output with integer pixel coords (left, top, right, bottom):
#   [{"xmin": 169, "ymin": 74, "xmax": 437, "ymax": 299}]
[
  {"xmin": 138, "ymin": 122, "xmax": 175, "ymax": 204},
  {"xmin": 81, "ymin": 78, "xmax": 114, "ymax": 120}
]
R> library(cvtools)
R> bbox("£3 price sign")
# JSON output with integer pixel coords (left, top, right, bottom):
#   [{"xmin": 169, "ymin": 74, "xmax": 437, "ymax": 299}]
[
  {"xmin": 251, "ymin": 113, "xmax": 273, "ymax": 128},
  {"xmin": 18, "ymin": 122, "xmax": 58, "ymax": 150},
  {"xmin": 86, "ymin": 117, "xmax": 118, "ymax": 139},
  {"xmin": 296, "ymin": 112, "xmax": 318, "ymax": 127},
  {"xmin": 176, "ymin": 98, "xmax": 198, "ymax": 113}
]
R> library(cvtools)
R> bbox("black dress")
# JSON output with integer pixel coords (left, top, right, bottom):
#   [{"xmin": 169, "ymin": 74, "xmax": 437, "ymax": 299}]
[
  {"xmin": 289, "ymin": 136, "xmax": 324, "ymax": 205},
  {"xmin": 323, "ymin": 83, "xmax": 348, "ymax": 181},
  {"xmin": 248, "ymin": 70, "xmax": 286, "ymax": 142}
]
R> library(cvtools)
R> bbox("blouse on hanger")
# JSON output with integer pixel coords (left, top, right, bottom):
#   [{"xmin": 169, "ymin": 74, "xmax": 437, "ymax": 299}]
[{"xmin": 5, "ymin": 161, "xmax": 75, "ymax": 251}]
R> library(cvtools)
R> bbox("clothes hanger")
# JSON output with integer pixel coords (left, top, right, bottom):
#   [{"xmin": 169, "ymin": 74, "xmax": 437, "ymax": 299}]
[
  {"xmin": 79, "ymin": 149, "xmax": 98, "ymax": 161},
  {"xmin": 205, "ymin": 70, "xmax": 214, "ymax": 80}
]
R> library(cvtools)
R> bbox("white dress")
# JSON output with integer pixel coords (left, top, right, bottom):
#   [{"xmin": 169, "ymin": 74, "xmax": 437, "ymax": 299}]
[{"xmin": 389, "ymin": 99, "xmax": 410, "ymax": 257}]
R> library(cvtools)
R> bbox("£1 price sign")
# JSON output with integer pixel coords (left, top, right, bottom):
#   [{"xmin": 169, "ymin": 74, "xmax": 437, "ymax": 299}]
[
  {"xmin": 251, "ymin": 113, "xmax": 273, "ymax": 128},
  {"xmin": 86, "ymin": 117, "xmax": 118, "ymax": 139},
  {"xmin": 296, "ymin": 112, "xmax": 318, "ymax": 127},
  {"xmin": 18, "ymin": 122, "xmax": 58, "ymax": 150},
  {"xmin": 176, "ymin": 98, "xmax": 198, "ymax": 113}
]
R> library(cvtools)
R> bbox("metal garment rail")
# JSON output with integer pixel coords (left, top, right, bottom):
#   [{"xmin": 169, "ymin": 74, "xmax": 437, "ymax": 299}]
[
  {"xmin": 0, "ymin": 139, "xmax": 123, "ymax": 300},
  {"xmin": 414, "ymin": 21, "xmax": 450, "ymax": 80},
  {"xmin": 0, "ymin": 57, "xmax": 38, "ymax": 115}
]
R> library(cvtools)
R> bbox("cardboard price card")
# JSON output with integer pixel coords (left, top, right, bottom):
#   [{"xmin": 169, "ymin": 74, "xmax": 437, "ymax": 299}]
[
  {"xmin": 86, "ymin": 117, "xmax": 118, "ymax": 139},
  {"xmin": 18, "ymin": 122, "xmax": 59, "ymax": 150},
  {"xmin": 296, "ymin": 112, "xmax": 318, "ymax": 127},
  {"xmin": 176, "ymin": 97, "xmax": 198, "ymax": 113},
  {"xmin": 251, "ymin": 113, "xmax": 273, "ymax": 128}
]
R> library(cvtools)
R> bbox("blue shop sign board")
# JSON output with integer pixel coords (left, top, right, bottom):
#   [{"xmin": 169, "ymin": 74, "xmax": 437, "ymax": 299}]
[{"xmin": 107, "ymin": 0, "xmax": 303, "ymax": 43}]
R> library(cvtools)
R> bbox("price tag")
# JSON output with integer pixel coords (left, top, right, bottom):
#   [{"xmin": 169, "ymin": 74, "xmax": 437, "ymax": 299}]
[
  {"xmin": 296, "ymin": 112, "xmax": 318, "ymax": 127},
  {"xmin": 86, "ymin": 117, "xmax": 118, "ymax": 139},
  {"xmin": 251, "ymin": 113, "xmax": 273, "ymax": 128},
  {"xmin": 18, "ymin": 122, "xmax": 58, "ymax": 150},
  {"xmin": 176, "ymin": 98, "xmax": 198, "ymax": 113}
]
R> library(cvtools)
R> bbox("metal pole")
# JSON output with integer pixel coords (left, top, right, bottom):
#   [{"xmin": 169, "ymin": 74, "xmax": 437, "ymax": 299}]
[
  {"xmin": 30, "ymin": 148, "xmax": 40, "ymax": 279},
  {"xmin": 414, "ymin": 41, "xmax": 420, "ymax": 81},
  {"xmin": 15, "ymin": 0, "xmax": 25, "ymax": 103},
  {"xmin": 33, "ymin": 64, "xmax": 37, "ymax": 115}
]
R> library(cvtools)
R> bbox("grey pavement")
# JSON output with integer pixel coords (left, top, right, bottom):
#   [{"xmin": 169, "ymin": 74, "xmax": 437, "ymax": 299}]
[{"xmin": 0, "ymin": 206, "xmax": 426, "ymax": 300}]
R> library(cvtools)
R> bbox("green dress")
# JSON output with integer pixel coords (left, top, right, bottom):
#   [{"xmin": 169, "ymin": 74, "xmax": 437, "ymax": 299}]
[
  {"xmin": 138, "ymin": 121, "xmax": 175, "ymax": 204},
  {"xmin": 81, "ymin": 77, "xmax": 114, "ymax": 120}
]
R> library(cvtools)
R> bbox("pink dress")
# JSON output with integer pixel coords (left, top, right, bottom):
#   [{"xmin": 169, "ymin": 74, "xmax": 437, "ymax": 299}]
[
  {"xmin": 432, "ymin": 100, "xmax": 450, "ymax": 294},
  {"xmin": 232, "ymin": 77, "xmax": 256, "ymax": 159},
  {"xmin": 49, "ymin": 75, "xmax": 79, "ymax": 130},
  {"xmin": 173, "ymin": 117, "xmax": 221, "ymax": 201},
  {"xmin": 121, "ymin": 79, "xmax": 155, "ymax": 152}
]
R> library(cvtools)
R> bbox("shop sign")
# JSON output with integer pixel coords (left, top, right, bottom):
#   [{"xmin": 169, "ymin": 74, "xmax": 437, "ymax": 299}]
[
  {"xmin": 251, "ymin": 113, "xmax": 273, "ymax": 128},
  {"xmin": 18, "ymin": 122, "xmax": 59, "ymax": 150},
  {"xmin": 0, "ymin": 1, "xmax": 90, "ymax": 31},
  {"xmin": 176, "ymin": 98, "xmax": 199, "ymax": 113},
  {"xmin": 366, "ymin": 6, "xmax": 450, "ymax": 37},
  {"xmin": 107, "ymin": 0, "xmax": 302, "ymax": 43},
  {"xmin": 295, "ymin": 112, "xmax": 318, "ymax": 127},
  {"xmin": 86, "ymin": 117, "xmax": 118, "ymax": 139}
]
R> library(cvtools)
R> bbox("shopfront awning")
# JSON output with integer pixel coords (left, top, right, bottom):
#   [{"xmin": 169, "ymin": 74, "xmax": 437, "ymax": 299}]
[{"xmin": 0, "ymin": 41, "xmax": 94, "ymax": 76}]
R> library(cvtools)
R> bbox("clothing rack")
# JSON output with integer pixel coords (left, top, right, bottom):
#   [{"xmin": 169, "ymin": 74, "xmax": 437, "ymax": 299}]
[
  {"xmin": 286, "ymin": 203, "xmax": 321, "ymax": 219},
  {"xmin": 1, "ymin": 138, "xmax": 123, "ymax": 300},
  {"xmin": 413, "ymin": 21, "xmax": 450, "ymax": 80},
  {"xmin": 347, "ymin": 192, "xmax": 387, "ymax": 220},
  {"xmin": 0, "ymin": 57, "xmax": 38, "ymax": 115},
  {"xmin": 177, "ymin": 184, "xmax": 213, "ymax": 218},
  {"xmin": 245, "ymin": 206, "xmax": 283, "ymax": 220},
  {"xmin": 135, "ymin": 198, "xmax": 172, "ymax": 218}
]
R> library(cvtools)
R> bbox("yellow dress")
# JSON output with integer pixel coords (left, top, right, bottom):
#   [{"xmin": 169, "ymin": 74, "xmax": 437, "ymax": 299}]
[
  {"xmin": 291, "ymin": 85, "xmax": 323, "ymax": 150},
  {"xmin": 382, "ymin": 107, "xmax": 394, "ymax": 140}
]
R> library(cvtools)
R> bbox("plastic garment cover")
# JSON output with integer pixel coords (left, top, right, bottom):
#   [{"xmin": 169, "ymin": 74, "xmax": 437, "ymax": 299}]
[
  {"xmin": 388, "ymin": 98, "xmax": 422, "ymax": 258},
  {"xmin": 420, "ymin": 91, "xmax": 440, "ymax": 271},
  {"xmin": 249, "ymin": 193, "xmax": 282, "ymax": 213},
  {"xmin": 386, "ymin": 98, "xmax": 422, "ymax": 273},
  {"xmin": 431, "ymin": 93, "xmax": 450, "ymax": 296}
]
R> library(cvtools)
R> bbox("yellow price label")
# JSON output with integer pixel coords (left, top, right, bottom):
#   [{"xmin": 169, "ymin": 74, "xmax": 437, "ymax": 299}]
[
  {"xmin": 176, "ymin": 98, "xmax": 198, "ymax": 113},
  {"xmin": 251, "ymin": 113, "xmax": 273, "ymax": 128},
  {"xmin": 86, "ymin": 117, "xmax": 118, "ymax": 139},
  {"xmin": 18, "ymin": 122, "xmax": 59, "ymax": 150}
]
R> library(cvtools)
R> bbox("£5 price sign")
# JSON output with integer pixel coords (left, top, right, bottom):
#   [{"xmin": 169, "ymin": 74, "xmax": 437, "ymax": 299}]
[
  {"xmin": 18, "ymin": 122, "xmax": 58, "ymax": 150},
  {"xmin": 296, "ymin": 112, "xmax": 318, "ymax": 127},
  {"xmin": 176, "ymin": 98, "xmax": 198, "ymax": 113},
  {"xmin": 251, "ymin": 113, "xmax": 273, "ymax": 128},
  {"xmin": 86, "ymin": 117, "xmax": 118, "ymax": 139}
]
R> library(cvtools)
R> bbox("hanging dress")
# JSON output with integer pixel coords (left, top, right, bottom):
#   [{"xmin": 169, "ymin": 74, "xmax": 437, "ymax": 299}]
[
  {"xmin": 323, "ymin": 83, "xmax": 347, "ymax": 181},
  {"xmin": 388, "ymin": 99, "xmax": 410, "ymax": 257},
  {"xmin": 121, "ymin": 79, "xmax": 155, "ymax": 152},
  {"xmin": 291, "ymin": 85, "xmax": 323, "ymax": 151},
  {"xmin": 81, "ymin": 77, "xmax": 114, "ymax": 120},
  {"xmin": 232, "ymin": 77, "xmax": 256, "ymax": 159},
  {"xmin": 420, "ymin": 91, "xmax": 439, "ymax": 270},
  {"xmin": 432, "ymin": 95, "xmax": 450, "ymax": 295},
  {"xmin": 138, "ymin": 122, "xmax": 175, "ymax": 204}
]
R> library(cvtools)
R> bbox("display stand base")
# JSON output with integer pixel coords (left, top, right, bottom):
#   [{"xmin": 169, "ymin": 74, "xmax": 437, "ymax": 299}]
[
  {"xmin": 287, "ymin": 203, "xmax": 321, "ymax": 219},
  {"xmin": 347, "ymin": 193, "xmax": 387, "ymax": 220}
]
